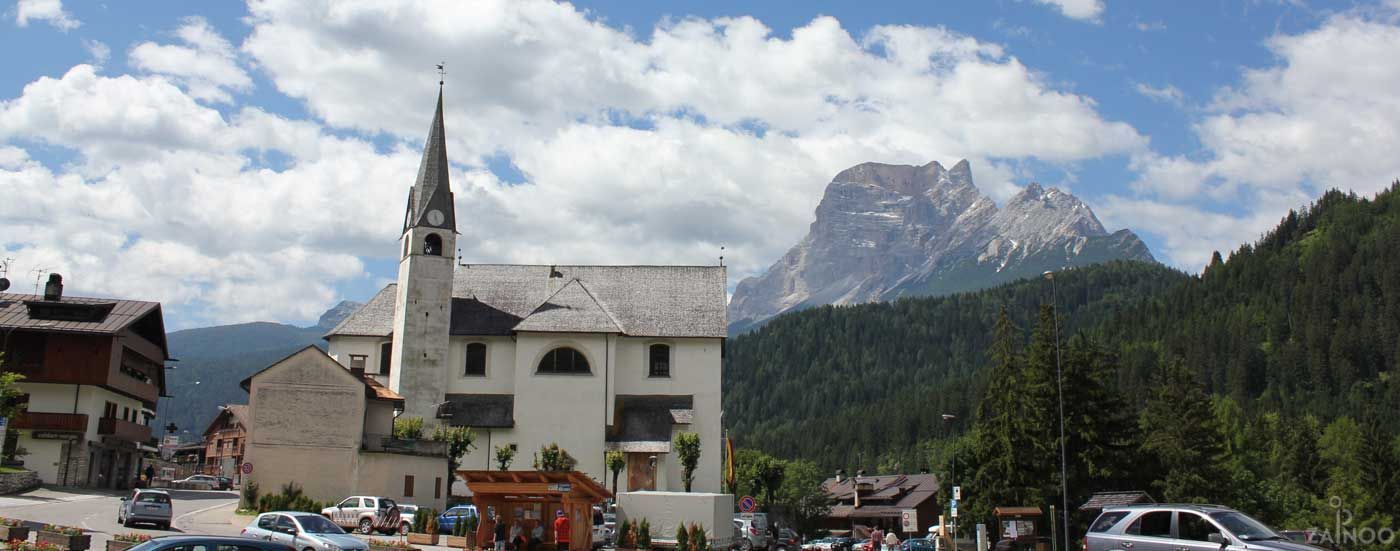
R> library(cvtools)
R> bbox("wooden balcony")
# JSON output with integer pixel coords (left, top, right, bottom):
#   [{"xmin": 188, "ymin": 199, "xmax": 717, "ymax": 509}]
[
  {"xmin": 98, "ymin": 417, "xmax": 152, "ymax": 442},
  {"xmin": 11, "ymin": 411, "xmax": 88, "ymax": 433}
]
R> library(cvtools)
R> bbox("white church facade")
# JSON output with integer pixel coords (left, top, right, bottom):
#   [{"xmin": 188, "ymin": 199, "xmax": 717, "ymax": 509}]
[{"xmin": 324, "ymin": 90, "xmax": 727, "ymax": 495}]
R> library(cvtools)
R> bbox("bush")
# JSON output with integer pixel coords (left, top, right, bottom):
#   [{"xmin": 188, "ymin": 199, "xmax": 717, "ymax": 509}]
[
  {"xmin": 637, "ymin": 519, "xmax": 651, "ymax": 549},
  {"xmin": 532, "ymin": 443, "xmax": 577, "ymax": 471},
  {"xmin": 618, "ymin": 519, "xmax": 633, "ymax": 548},
  {"xmin": 394, "ymin": 417, "xmax": 425, "ymax": 440},
  {"xmin": 675, "ymin": 525, "xmax": 689, "ymax": 551},
  {"xmin": 689, "ymin": 524, "xmax": 709, "ymax": 551},
  {"xmin": 241, "ymin": 481, "xmax": 260, "ymax": 510},
  {"xmin": 41, "ymin": 525, "xmax": 83, "ymax": 536},
  {"xmin": 413, "ymin": 507, "xmax": 439, "ymax": 534},
  {"xmin": 255, "ymin": 482, "xmax": 326, "ymax": 513},
  {"xmin": 113, "ymin": 534, "xmax": 152, "ymax": 543}
]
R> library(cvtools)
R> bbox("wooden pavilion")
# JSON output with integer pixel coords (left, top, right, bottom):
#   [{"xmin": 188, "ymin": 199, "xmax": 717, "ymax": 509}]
[{"xmin": 458, "ymin": 470, "xmax": 612, "ymax": 551}]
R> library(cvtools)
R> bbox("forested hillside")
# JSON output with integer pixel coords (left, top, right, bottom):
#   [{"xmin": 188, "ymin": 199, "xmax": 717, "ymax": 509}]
[{"xmin": 724, "ymin": 184, "xmax": 1400, "ymax": 542}]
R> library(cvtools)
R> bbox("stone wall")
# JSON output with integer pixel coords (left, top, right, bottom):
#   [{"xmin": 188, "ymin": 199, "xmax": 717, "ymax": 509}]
[{"xmin": 0, "ymin": 470, "xmax": 41, "ymax": 494}]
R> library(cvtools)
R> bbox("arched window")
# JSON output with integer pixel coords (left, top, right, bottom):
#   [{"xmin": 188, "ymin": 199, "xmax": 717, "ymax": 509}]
[
  {"xmin": 465, "ymin": 343, "xmax": 487, "ymax": 376},
  {"xmin": 379, "ymin": 341, "xmax": 393, "ymax": 375},
  {"xmin": 424, "ymin": 233, "xmax": 443, "ymax": 256},
  {"xmin": 649, "ymin": 344, "xmax": 671, "ymax": 377},
  {"xmin": 537, "ymin": 347, "xmax": 590, "ymax": 374}
]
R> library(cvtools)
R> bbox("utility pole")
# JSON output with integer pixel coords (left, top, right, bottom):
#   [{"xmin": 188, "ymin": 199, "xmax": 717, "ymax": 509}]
[{"xmin": 1043, "ymin": 271, "xmax": 1070, "ymax": 551}]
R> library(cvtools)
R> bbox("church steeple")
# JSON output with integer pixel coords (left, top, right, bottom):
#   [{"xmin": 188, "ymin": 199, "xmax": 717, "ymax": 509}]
[{"xmin": 403, "ymin": 88, "xmax": 456, "ymax": 233}]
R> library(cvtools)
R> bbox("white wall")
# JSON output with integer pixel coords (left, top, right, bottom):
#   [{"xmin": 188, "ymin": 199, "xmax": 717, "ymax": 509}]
[
  {"xmin": 612, "ymin": 337, "xmax": 724, "ymax": 493},
  {"xmin": 512, "ymin": 333, "xmax": 610, "ymax": 481},
  {"xmin": 446, "ymin": 336, "xmax": 516, "ymax": 394},
  {"xmin": 16, "ymin": 382, "xmax": 147, "ymax": 485},
  {"xmin": 327, "ymin": 336, "xmax": 391, "ymax": 381}
]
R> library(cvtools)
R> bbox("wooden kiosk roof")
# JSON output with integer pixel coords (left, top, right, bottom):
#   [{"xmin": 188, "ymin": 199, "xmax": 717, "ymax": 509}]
[{"xmin": 457, "ymin": 470, "xmax": 612, "ymax": 500}]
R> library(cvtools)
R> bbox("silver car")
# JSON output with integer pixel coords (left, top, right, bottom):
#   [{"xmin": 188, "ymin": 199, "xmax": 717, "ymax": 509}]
[
  {"xmin": 243, "ymin": 512, "xmax": 370, "ymax": 551},
  {"xmin": 118, "ymin": 489, "xmax": 173, "ymax": 530},
  {"xmin": 1085, "ymin": 504, "xmax": 1323, "ymax": 551}
]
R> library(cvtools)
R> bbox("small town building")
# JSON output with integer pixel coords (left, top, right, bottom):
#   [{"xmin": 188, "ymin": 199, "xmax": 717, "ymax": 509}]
[
  {"xmin": 0, "ymin": 275, "xmax": 168, "ymax": 488},
  {"xmin": 820, "ymin": 473, "xmax": 942, "ymax": 536},
  {"xmin": 201, "ymin": 404, "xmax": 248, "ymax": 483},
  {"xmin": 323, "ymin": 88, "xmax": 726, "ymax": 496},
  {"xmin": 241, "ymin": 346, "xmax": 448, "ymax": 510},
  {"xmin": 458, "ymin": 470, "xmax": 612, "ymax": 549}
]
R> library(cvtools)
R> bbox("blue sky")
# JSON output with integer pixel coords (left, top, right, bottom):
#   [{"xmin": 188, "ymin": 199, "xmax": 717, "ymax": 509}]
[{"xmin": 3, "ymin": 0, "xmax": 1400, "ymax": 329}]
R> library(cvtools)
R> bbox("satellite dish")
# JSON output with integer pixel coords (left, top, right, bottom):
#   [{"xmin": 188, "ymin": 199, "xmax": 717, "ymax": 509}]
[{"xmin": 0, "ymin": 277, "xmax": 9, "ymax": 292}]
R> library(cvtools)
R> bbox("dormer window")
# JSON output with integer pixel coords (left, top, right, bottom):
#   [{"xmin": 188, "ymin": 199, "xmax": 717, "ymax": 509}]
[{"xmin": 424, "ymin": 233, "xmax": 443, "ymax": 256}]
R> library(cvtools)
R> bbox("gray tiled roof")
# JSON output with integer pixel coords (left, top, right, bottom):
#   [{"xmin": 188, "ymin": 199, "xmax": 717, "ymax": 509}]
[
  {"xmin": 324, "ymin": 284, "xmax": 397, "ymax": 338},
  {"xmin": 514, "ymin": 280, "xmax": 622, "ymax": 333},
  {"xmin": 327, "ymin": 264, "xmax": 727, "ymax": 339},
  {"xmin": 1080, "ymin": 491, "xmax": 1154, "ymax": 511},
  {"xmin": 443, "ymin": 393, "xmax": 514, "ymax": 428},
  {"xmin": 0, "ymin": 292, "xmax": 160, "ymax": 336},
  {"xmin": 607, "ymin": 395, "xmax": 693, "ymax": 444}
]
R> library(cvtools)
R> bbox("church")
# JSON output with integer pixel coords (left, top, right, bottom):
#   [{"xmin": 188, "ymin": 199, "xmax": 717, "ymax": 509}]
[{"xmin": 324, "ymin": 89, "xmax": 727, "ymax": 495}]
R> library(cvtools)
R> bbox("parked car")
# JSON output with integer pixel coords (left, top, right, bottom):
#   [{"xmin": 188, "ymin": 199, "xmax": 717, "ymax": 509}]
[
  {"xmin": 217, "ymin": 476, "xmax": 235, "ymax": 490},
  {"xmin": 173, "ymin": 475, "xmax": 221, "ymax": 490},
  {"xmin": 243, "ymin": 511, "xmax": 370, "ymax": 551},
  {"xmin": 734, "ymin": 514, "xmax": 770, "ymax": 551},
  {"xmin": 900, "ymin": 538, "xmax": 935, "ymax": 551},
  {"xmin": 773, "ymin": 528, "xmax": 800, "ymax": 551},
  {"xmin": 398, "ymin": 504, "xmax": 419, "ymax": 535},
  {"xmin": 438, "ymin": 505, "xmax": 480, "ymax": 534},
  {"xmin": 118, "ymin": 489, "xmax": 172, "ymax": 529},
  {"xmin": 320, "ymin": 496, "xmax": 408, "ymax": 535},
  {"xmin": 1085, "ymin": 504, "xmax": 1318, "ymax": 551},
  {"xmin": 128, "ymin": 535, "xmax": 292, "ymax": 551},
  {"xmin": 592, "ymin": 523, "xmax": 615, "ymax": 549}
]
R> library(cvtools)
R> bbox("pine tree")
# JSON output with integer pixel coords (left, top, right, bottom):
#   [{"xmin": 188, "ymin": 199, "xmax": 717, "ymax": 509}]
[
  {"xmin": 1140, "ymin": 359, "xmax": 1227, "ymax": 502},
  {"xmin": 1060, "ymin": 336, "xmax": 1138, "ymax": 508}
]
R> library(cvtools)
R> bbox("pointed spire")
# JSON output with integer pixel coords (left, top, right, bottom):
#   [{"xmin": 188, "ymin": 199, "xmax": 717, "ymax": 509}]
[{"xmin": 404, "ymin": 87, "xmax": 456, "ymax": 233}]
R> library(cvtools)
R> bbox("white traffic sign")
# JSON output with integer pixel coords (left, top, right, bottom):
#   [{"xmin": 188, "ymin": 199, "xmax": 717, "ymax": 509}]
[
  {"xmin": 952, "ymin": 486, "xmax": 961, "ymax": 501},
  {"xmin": 950, "ymin": 499, "xmax": 959, "ymax": 518},
  {"xmin": 901, "ymin": 509, "xmax": 918, "ymax": 533}
]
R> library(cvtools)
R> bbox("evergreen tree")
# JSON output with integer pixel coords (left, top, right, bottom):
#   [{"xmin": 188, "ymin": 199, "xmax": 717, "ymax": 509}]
[
  {"xmin": 1059, "ymin": 336, "xmax": 1138, "ymax": 516},
  {"xmin": 1140, "ymin": 359, "xmax": 1227, "ymax": 502}
]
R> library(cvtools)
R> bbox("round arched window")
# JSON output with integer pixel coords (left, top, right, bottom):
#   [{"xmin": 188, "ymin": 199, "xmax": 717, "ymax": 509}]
[
  {"xmin": 424, "ymin": 233, "xmax": 443, "ymax": 256},
  {"xmin": 537, "ymin": 347, "xmax": 590, "ymax": 374}
]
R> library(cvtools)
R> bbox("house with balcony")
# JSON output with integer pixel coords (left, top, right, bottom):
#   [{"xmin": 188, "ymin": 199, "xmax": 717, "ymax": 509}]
[
  {"xmin": 201, "ymin": 404, "xmax": 248, "ymax": 482},
  {"xmin": 0, "ymin": 274, "xmax": 168, "ymax": 488},
  {"xmin": 241, "ymin": 346, "xmax": 447, "ymax": 510}
]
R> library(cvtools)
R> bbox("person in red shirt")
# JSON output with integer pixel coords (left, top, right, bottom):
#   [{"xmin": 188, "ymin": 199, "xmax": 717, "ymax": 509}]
[{"xmin": 554, "ymin": 509, "xmax": 571, "ymax": 551}]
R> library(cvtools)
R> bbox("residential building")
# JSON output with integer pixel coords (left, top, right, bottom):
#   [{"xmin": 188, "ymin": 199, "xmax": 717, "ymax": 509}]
[
  {"xmin": 820, "ymin": 473, "xmax": 942, "ymax": 535},
  {"xmin": 201, "ymin": 404, "xmax": 248, "ymax": 482},
  {"xmin": 324, "ymin": 88, "xmax": 727, "ymax": 495},
  {"xmin": 166, "ymin": 442, "xmax": 205, "ymax": 480},
  {"xmin": 0, "ymin": 274, "xmax": 168, "ymax": 488},
  {"xmin": 241, "ymin": 346, "xmax": 448, "ymax": 510}
]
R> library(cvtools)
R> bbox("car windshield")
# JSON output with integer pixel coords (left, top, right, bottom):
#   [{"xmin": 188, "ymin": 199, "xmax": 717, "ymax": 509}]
[
  {"xmin": 1209, "ymin": 511, "xmax": 1279, "ymax": 541},
  {"xmin": 136, "ymin": 493, "xmax": 170, "ymax": 503},
  {"xmin": 296, "ymin": 515, "xmax": 347, "ymax": 534}
]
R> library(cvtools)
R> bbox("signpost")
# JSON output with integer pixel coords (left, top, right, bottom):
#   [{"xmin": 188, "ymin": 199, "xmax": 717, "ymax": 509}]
[
  {"xmin": 901, "ymin": 509, "xmax": 918, "ymax": 533},
  {"xmin": 739, "ymin": 495, "xmax": 757, "ymax": 513},
  {"xmin": 241, "ymin": 462, "xmax": 253, "ymax": 475},
  {"xmin": 950, "ymin": 499, "xmax": 959, "ymax": 518},
  {"xmin": 953, "ymin": 486, "xmax": 961, "ymax": 501}
]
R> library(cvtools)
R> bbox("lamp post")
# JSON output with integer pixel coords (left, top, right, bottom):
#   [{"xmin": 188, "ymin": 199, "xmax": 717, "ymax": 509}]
[
  {"xmin": 941, "ymin": 413, "xmax": 957, "ymax": 543},
  {"xmin": 1043, "ymin": 271, "xmax": 1069, "ymax": 551}
]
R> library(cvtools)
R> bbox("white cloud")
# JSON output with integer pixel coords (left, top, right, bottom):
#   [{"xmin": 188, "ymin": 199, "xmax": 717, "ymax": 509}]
[
  {"xmin": 1, "ymin": 2, "xmax": 1144, "ymax": 327},
  {"xmin": 14, "ymin": 0, "xmax": 79, "ymax": 31},
  {"xmin": 82, "ymin": 39, "xmax": 110, "ymax": 66},
  {"xmin": 1030, "ymin": 0, "xmax": 1105, "ymax": 23},
  {"xmin": 129, "ymin": 17, "xmax": 252, "ymax": 103},
  {"xmin": 1134, "ymin": 21, "xmax": 1167, "ymax": 32},
  {"xmin": 1134, "ymin": 82, "xmax": 1185, "ymax": 105}
]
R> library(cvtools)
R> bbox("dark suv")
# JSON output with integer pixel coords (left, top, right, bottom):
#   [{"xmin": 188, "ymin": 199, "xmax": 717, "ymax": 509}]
[{"xmin": 1085, "ymin": 504, "xmax": 1323, "ymax": 551}]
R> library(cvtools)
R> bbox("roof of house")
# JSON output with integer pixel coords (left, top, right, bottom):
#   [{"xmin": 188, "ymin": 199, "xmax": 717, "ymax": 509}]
[
  {"xmin": 605, "ymin": 395, "xmax": 694, "ymax": 452},
  {"xmin": 325, "ymin": 264, "xmax": 727, "ymax": 339},
  {"xmin": 0, "ymin": 292, "xmax": 167, "ymax": 354},
  {"xmin": 822, "ymin": 474, "xmax": 941, "ymax": 510},
  {"xmin": 202, "ymin": 404, "xmax": 250, "ymax": 437},
  {"xmin": 442, "ymin": 393, "xmax": 515, "ymax": 428},
  {"xmin": 239, "ymin": 346, "xmax": 404, "ymax": 404},
  {"xmin": 1080, "ymin": 491, "xmax": 1155, "ymax": 511}
]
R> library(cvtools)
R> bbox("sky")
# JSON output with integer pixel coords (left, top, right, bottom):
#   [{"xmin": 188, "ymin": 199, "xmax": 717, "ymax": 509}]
[{"xmin": 2, "ymin": 0, "xmax": 1400, "ymax": 330}]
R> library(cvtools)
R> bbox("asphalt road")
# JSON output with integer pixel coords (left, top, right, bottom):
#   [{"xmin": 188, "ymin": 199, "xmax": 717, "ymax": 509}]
[{"xmin": 0, "ymin": 487, "xmax": 241, "ymax": 547}]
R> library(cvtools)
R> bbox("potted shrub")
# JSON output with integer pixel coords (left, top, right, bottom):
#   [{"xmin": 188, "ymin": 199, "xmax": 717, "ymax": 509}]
[
  {"xmin": 616, "ymin": 519, "xmax": 634, "ymax": 551},
  {"xmin": 368, "ymin": 538, "xmax": 418, "ymax": 551},
  {"xmin": 37, "ymin": 525, "xmax": 90, "ymax": 551},
  {"xmin": 636, "ymin": 519, "xmax": 652, "ymax": 551},
  {"xmin": 0, "ymin": 517, "xmax": 30, "ymax": 542},
  {"xmin": 675, "ymin": 525, "xmax": 689, "ymax": 551},
  {"xmin": 107, "ymin": 533, "xmax": 152, "ymax": 551},
  {"xmin": 406, "ymin": 507, "xmax": 440, "ymax": 546},
  {"xmin": 443, "ymin": 512, "xmax": 472, "ymax": 548},
  {"xmin": 688, "ymin": 524, "xmax": 709, "ymax": 551}
]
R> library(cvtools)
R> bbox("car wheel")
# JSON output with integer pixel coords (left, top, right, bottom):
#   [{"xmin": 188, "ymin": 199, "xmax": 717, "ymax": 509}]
[
  {"xmin": 359, "ymin": 518, "xmax": 374, "ymax": 535},
  {"xmin": 740, "ymin": 539, "xmax": 753, "ymax": 551}
]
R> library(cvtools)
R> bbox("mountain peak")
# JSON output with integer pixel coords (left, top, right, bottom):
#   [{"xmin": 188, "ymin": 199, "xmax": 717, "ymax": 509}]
[{"xmin": 314, "ymin": 300, "xmax": 363, "ymax": 331}]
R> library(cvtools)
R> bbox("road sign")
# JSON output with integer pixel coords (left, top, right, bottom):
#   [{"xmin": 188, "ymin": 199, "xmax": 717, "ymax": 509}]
[
  {"xmin": 241, "ymin": 462, "xmax": 253, "ymax": 475},
  {"xmin": 950, "ymin": 499, "xmax": 959, "ymax": 518},
  {"xmin": 548, "ymin": 483, "xmax": 573, "ymax": 492},
  {"xmin": 738, "ymin": 495, "xmax": 757, "ymax": 513},
  {"xmin": 901, "ymin": 509, "xmax": 918, "ymax": 533},
  {"xmin": 953, "ymin": 486, "xmax": 961, "ymax": 501}
]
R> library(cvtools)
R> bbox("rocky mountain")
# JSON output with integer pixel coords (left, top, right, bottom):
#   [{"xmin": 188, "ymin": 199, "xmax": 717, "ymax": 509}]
[
  {"xmin": 728, "ymin": 160, "xmax": 1154, "ymax": 332},
  {"xmin": 153, "ymin": 300, "xmax": 361, "ymax": 440}
]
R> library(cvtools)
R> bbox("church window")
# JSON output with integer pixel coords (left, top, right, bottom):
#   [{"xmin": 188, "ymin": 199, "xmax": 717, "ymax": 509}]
[
  {"xmin": 465, "ymin": 343, "xmax": 487, "ymax": 376},
  {"xmin": 378, "ymin": 341, "xmax": 392, "ymax": 375},
  {"xmin": 649, "ymin": 344, "xmax": 671, "ymax": 377},
  {"xmin": 424, "ymin": 233, "xmax": 443, "ymax": 256},
  {"xmin": 537, "ymin": 347, "xmax": 590, "ymax": 374}
]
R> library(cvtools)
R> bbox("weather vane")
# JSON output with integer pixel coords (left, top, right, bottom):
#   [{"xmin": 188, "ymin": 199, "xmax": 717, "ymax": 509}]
[{"xmin": 436, "ymin": 62, "xmax": 446, "ymax": 86}]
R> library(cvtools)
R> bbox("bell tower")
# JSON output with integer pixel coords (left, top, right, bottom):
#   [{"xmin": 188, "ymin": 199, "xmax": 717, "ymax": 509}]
[{"xmin": 389, "ymin": 87, "xmax": 457, "ymax": 424}]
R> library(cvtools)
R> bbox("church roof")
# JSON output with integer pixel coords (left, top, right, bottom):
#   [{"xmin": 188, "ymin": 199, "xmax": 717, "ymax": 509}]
[
  {"xmin": 513, "ymin": 279, "xmax": 623, "ymax": 333},
  {"xmin": 325, "ymin": 264, "xmax": 727, "ymax": 339},
  {"xmin": 403, "ymin": 88, "xmax": 455, "ymax": 232}
]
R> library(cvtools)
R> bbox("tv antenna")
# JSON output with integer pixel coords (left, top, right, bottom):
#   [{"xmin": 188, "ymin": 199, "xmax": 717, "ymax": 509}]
[
  {"xmin": 719, "ymin": 246, "xmax": 725, "ymax": 267},
  {"xmin": 29, "ymin": 267, "xmax": 49, "ymax": 296},
  {"xmin": 0, "ymin": 257, "xmax": 12, "ymax": 292}
]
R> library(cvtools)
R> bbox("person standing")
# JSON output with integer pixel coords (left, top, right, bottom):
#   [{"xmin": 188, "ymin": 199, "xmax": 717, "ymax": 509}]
[
  {"xmin": 494, "ymin": 516, "xmax": 508, "ymax": 551},
  {"xmin": 870, "ymin": 527, "xmax": 883, "ymax": 551},
  {"xmin": 553, "ymin": 510, "xmax": 571, "ymax": 551},
  {"xmin": 510, "ymin": 520, "xmax": 524, "ymax": 551},
  {"xmin": 884, "ymin": 530, "xmax": 899, "ymax": 550}
]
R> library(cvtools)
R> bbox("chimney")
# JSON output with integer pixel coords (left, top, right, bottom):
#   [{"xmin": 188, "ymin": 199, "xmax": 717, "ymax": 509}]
[
  {"xmin": 43, "ymin": 273, "xmax": 63, "ymax": 301},
  {"xmin": 835, "ymin": 469, "xmax": 846, "ymax": 483}
]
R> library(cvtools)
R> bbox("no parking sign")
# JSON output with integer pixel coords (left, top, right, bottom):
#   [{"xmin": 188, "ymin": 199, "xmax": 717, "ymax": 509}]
[{"xmin": 739, "ymin": 495, "xmax": 757, "ymax": 513}]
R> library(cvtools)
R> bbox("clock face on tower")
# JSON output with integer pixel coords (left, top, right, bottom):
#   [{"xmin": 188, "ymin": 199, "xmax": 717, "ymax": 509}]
[{"xmin": 427, "ymin": 209, "xmax": 445, "ymax": 226}]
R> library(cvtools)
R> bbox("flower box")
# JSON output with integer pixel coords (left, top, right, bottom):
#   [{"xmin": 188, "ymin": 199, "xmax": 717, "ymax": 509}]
[
  {"xmin": 37, "ymin": 530, "xmax": 91, "ymax": 551},
  {"xmin": 107, "ymin": 540, "xmax": 142, "ymax": 551},
  {"xmin": 0, "ymin": 525, "xmax": 30, "ymax": 542},
  {"xmin": 369, "ymin": 543, "xmax": 418, "ymax": 551},
  {"xmin": 442, "ymin": 536, "xmax": 470, "ymax": 548},
  {"xmin": 406, "ymin": 533, "xmax": 439, "ymax": 546}
]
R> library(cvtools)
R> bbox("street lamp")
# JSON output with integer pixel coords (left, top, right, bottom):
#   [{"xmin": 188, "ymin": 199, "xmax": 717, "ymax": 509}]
[
  {"xmin": 941, "ymin": 413, "xmax": 957, "ymax": 543},
  {"xmin": 1043, "ymin": 270, "xmax": 1069, "ymax": 551}
]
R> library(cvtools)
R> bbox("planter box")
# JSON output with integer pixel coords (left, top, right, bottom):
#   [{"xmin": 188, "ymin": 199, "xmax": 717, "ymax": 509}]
[
  {"xmin": 0, "ymin": 525, "xmax": 30, "ymax": 542},
  {"xmin": 107, "ymin": 540, "xmax": 145, "ymax": 551},
  {"xmin": 370, "ymin": 545, "xmax": 419, "ymax": 551},
  {"xmin": 406, "ymin": 533, "xmax": 439, "ymax": 546},
  {"xmin": 442, "ymin": 536, "xmax": 470, "ymax": 548},
  {"xmin": 37, "ymin": 531, "xmax": 91, "ymax": 551}
]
